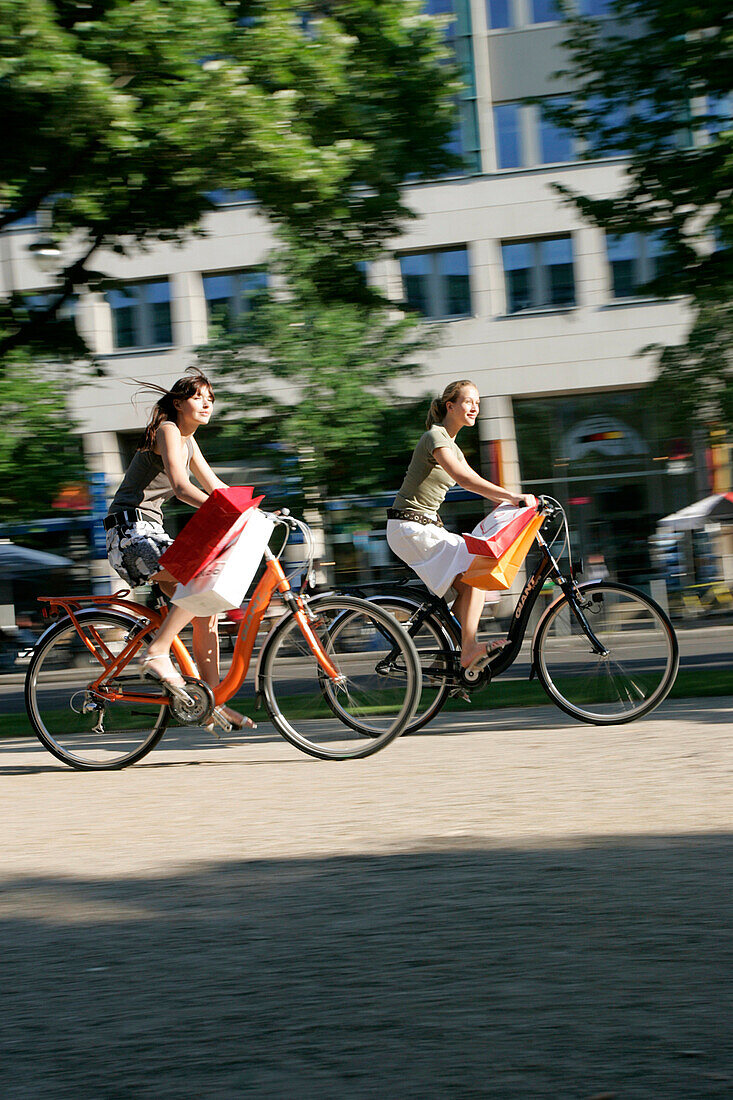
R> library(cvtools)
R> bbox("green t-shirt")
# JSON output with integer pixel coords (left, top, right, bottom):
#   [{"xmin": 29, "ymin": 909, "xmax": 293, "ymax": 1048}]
[{"xmin": 392, "ymin": 424, "xmax": 464, "ymax": 516}]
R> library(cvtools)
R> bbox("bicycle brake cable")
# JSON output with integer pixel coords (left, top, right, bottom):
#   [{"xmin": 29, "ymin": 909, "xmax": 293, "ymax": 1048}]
[{"xmin": 539, "ymin": 495, "xmax": 573, "ymax": 577}]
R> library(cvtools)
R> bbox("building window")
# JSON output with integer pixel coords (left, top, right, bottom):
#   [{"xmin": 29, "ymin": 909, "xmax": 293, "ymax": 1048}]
[
  {"xmin": 494, "ymin": 99, "xmax": 576, "ymax": 169},
  {"xmin": 107, "ymin": 279, "xmax": 172, "ymax": 349},
  {"xmin": 538, "ymin": 97, "xmax": 575, "ymax": 163},
  {"xmin": 203, "ymin": 269, "xmax": 268, "ymax": 331},
  {"xmin": 502, "ymin": 236, "xmax": 575, "ymax": 313},
  {"xmin": 425, "ymin": 0, "xmax": 481, "ymax": 173},
  {"xmin": 703, "ymin": 93, "xmax": 731, "ymax": 141},
  {"xmin": 487, "ymin": 0, "xmax": 512, "ymax": 29},
  {"xmin": 494, "ymin": 103, "xmax": 523, "ymax": 168},
  {"xmin": 606, "ymin": 233, "xmax": 669, "ymax": 298},
  {"xmin": 578, "ymin": 0, "xmax": 611, "ymax": 15},
  {"xmin": 399, "ymin": 247, "xmax": 472, "ymax": 320},
  {"xmin": 584, "ymin": 97, "xmax": 629, "ymax": 157},
  {"xmin": 530, "ymin": 0, "xmax": 562, "ymax": 23},
  {"xmin": 23, "ymin": 291, "xmax": 77, "ymax": 321},
  {"xmin": 206, "ymin": 188, "xmax": 255, "ymax": 206}
]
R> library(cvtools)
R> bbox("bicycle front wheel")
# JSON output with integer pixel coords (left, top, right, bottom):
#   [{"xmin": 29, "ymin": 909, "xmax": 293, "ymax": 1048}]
[
  {"xmin": 259, "ymin": 595, "xmax": 420, "ymax": 759},
  {"xmin": 25, "ymin": 610, "xmax": 168, "ymax": 770},
  {"xmin": 366, "ymin": 597, "xmax": 454, "ymax": 735},
  {"xmin": 534, "ymin": 582, "xmax": 679, "ymax": 724}
]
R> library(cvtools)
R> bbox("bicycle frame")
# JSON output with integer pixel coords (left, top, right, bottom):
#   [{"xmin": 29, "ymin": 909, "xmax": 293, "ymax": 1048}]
[
  {"xmin": 351, "ymin": 525, "xmax": 607, "ymax": 679},
  {"xmin": 37, "ymin": 551, "xmax": 341, "ymax": 711}
]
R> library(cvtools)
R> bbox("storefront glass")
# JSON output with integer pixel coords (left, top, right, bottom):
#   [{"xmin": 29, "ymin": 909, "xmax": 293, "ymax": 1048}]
[{"xmin": 513, "ymin": 391, "xmax": 698, "ymax": 584}]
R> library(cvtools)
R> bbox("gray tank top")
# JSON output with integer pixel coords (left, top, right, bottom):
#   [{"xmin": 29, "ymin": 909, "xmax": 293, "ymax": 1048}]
[{"xmin": 109, "ymin": 437, "xmax": 194, "ymax": 524}]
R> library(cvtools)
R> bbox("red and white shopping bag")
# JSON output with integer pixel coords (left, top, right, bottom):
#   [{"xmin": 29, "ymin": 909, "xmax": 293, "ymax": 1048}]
[
  {"xmin": 462, "ymin": 502, "xmax": 536, "ymax": 559},
  {"xmin": 171, "ymin": 509, "xmax": 275, "ymax": 615},
  {"xmin": 159, "ymin": 485, "xmax": 264, "ymax": 584}
]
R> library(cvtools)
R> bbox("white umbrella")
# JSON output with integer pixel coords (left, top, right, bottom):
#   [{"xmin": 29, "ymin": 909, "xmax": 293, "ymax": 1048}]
[
  {"xmin": 0, "ymin": 539, "xmax": 73, "ymax": 577},
  {"xmin": 658, "ymin": 492, "xmax": 733, "ymax": 531}
]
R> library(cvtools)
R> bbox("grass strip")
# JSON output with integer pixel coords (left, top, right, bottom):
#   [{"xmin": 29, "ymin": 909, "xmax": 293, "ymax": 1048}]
[{"xmin": 6, "ymin": 667, "xmax": 733, "ymax": 739}]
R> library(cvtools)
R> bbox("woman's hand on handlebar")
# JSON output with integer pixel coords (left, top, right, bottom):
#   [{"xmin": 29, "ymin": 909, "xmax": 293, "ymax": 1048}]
[{"xmin": 510, "ymin": 492, "xmax": 538, "ymax": 510}]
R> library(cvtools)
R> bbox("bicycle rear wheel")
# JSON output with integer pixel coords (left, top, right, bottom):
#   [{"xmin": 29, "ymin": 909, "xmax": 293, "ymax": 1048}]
[
  {"xmin": 259, "ymin": 595, "xmax": 420, "ymax": 759},
  {"xmin": 533, "ymin": 582, "xmax": 679, "ymax": 724},
  {"xmin": 25, "ymin": 610, "xmax": 168, "ymax": 770},
  {"xmin": 366, "ymin": 597, "xmax": 454, "ymax": 734}
]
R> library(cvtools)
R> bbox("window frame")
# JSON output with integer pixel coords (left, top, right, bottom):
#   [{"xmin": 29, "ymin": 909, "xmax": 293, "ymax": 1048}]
[
  {"xmin": 397, "ymin": 245, "xmax": 473, "ymax": 321},
  {"xmin": 493, "ymin": 98, "xmax": 577, "ymax": 170},
  {"xmin": 605, "ymin": 231, "xmax": 669, "ymax": 300},
  {"xmin": 106, "ymin": 278, "xmax": 173, "ymax": 351},
  {"xmin": 501, "ymin": 235, "xmax": 577, "ymax": 314},
  {"xmin": 202, "ymin": 267, "xmax": 269, "ymax": 333}
]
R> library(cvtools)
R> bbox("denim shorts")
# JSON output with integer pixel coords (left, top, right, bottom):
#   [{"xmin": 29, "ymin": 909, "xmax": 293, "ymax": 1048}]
[{"xmin": 106, "ymin": 519, "xmax": 173, "ymax": 588}]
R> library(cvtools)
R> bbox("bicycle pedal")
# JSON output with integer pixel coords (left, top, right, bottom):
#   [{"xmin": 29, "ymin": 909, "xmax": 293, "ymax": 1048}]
[
  {"xmin": 210, "ymin": 707, "xmax": 234, "ymax": 733},
  {"xmin": 449, "ymin": 687, "xmax": 472, "ymax": 702}
]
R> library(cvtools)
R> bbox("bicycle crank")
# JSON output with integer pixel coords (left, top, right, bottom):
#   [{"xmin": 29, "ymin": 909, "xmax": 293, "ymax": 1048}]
[
  {"xmin": 168, "ymin": 677, "xmax": 215, "ymax": 726},
  {"xmin": 458, "ymin": 662, "xmax": 492, "ymax": 689}
]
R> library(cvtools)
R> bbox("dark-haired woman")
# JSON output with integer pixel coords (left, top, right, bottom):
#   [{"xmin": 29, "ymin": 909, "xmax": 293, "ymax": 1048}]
[
  {"xmin": 105, "ymin": 369, "xmax": 251, "ymax": 729},
  {"xmin": 386, "ymin": 380, "xmax": 537, "ymax": 671}
]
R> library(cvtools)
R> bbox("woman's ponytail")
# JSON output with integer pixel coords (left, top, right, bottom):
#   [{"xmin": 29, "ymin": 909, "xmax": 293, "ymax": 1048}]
[
  {"xmin": 425, "ymin": 379, "xmax": 475, "ymax": 429},
  {"xmin": 425, "ymin": 397, "xmax": 445, "ymax": 429}
]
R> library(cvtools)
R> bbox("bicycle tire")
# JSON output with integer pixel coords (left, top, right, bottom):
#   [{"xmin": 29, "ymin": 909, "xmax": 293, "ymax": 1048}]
[
  {"xmin": 25, "ymin": 609, "xmax": 169, "ymax": 770},
  {"xmin": 533, "ymin": 581, "xmax": 679, "ymax": 724},
  {"xmin": 258, "ymin": 595, "xmax": 420, "ymax": 759},
  {"xmin": 364, "ymin": 596, "xmax": 454, "ymax": 734}
]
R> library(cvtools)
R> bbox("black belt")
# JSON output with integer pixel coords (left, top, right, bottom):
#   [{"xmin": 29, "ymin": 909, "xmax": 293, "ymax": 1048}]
[
  {"xmin": 103, "ymin": 509, "xmax": 158, "ymax": 531},
  {"xmin": 387, "ymin": 508, "xmax": 444, "ymax": 528}
]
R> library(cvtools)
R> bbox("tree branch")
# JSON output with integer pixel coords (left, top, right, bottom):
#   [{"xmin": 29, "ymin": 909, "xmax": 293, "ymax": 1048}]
[{"xmin": 0, "ymin": 232, "xmax": 105, "ymax": 359}]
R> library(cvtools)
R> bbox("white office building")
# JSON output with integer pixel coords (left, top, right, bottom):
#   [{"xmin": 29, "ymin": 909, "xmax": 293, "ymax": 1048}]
[{"xmin": 3, "ymin": 0, "xmax": 712, "ymax": 588}]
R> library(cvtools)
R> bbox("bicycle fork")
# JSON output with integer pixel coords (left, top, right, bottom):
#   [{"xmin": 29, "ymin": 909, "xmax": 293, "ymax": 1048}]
[{"xmin": 534, "ymin": 533, "xmax": 609, "ymax": 658}]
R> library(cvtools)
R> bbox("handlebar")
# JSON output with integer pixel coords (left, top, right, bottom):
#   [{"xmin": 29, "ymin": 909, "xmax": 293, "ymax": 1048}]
[
  {"xmin": 262, "ymin": 508, "xmax": 316, "ymax": 590},
  {"xmin": 537, "ymin": 494, "xmax": 561, "ymax": 518}
]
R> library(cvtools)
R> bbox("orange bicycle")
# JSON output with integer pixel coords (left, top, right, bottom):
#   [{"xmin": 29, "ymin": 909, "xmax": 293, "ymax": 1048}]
[{"xmin": 24, "ymin": 511, "xmax": 420, "ymax": 770}]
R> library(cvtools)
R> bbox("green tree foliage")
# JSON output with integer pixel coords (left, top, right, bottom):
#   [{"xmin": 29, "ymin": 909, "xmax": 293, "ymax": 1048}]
[
  {"xmin": 0, "ymin": 358, "xmax": 85, "ymax": 519},
  {"xmin": 548, "ymin": 1, "xmax": 732, "ymax": 429},
  {"xmin": 197, "ymin": 275, "xmax": 435, "ymax": 501},
  {"xmin": 0, "ymin": 0, "xmax": 459, "ymax": 354}
]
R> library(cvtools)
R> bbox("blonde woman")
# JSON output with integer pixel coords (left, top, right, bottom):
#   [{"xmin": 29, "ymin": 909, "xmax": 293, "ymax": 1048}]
[{"xmin": 386, "ymin": 380, "xmax": 537, "ymax": 670}]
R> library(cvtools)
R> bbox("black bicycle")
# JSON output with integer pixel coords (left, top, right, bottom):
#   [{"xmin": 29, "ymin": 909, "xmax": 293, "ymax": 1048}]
[{"xmin": 345, "ymin": 497, "xmax": 679, "ymax": 735}]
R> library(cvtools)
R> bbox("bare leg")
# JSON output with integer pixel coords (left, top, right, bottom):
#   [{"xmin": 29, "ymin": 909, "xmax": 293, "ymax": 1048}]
[
  {"xmin": 451, "ymin": 576, "xmax": 487, "ymax": 667},
  {"xmin": 138, "ymin": 571, "xmax": 194, "ymax": 688},
  {"xmin": 145, "ymin": 571, "xmax": 250, "ymax": 726},
  {"xmin": 189, "ymin": 615, "xmax": 249, "ymax": 729},
  {"xmin": 145, "ymin": 602, "xmax": 195, "ymax": 659},
  {"xmin": 191, "ymin": 614, "xmax": 220, "ymax": 687}
]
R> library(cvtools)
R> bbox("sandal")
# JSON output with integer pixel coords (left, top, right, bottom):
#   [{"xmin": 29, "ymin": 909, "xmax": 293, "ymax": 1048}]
[
  {"xmin": 220, "ymin": 705, "xmax": 257, "ymax": 731},
  {"xmin": 460, "ymin": 637, "xmax": 507, "ymax": 672},
  {"xmin": 140, "ymin": 653, "xmax": 191, "ymax": 702},
  {"xmin": 205, "ymin": 705, "xmax": 257, "ymax": 735}
]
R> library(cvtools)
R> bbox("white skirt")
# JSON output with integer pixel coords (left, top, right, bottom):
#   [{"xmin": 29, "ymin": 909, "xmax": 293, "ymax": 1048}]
[{"xmin": 386, "ymin": 519, "xmax": 472, "ymax": 598}]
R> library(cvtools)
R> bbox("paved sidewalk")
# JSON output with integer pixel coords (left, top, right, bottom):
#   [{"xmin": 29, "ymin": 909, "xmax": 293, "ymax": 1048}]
[{"xmin": 2, "ymin": 699, "xmax": 732, "ymax": 1098}]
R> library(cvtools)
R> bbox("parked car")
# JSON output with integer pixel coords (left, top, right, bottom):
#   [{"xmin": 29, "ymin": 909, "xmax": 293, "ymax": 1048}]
[{"xmin": 0, "ymin": 626, "xmax": 36, "ymax": 673}]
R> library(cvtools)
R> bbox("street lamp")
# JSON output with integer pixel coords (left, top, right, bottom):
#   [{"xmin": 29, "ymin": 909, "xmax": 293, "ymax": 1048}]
[{"xmin": 27, "ymin": 238, "xmax": 62, "ymax": 274}]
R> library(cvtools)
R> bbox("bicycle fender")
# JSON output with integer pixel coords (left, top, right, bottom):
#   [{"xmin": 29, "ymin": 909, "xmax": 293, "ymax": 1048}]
[
  {"xmin": 32, "ymin": 614, "xmax": 75, "ymax": 651},
  {"xmin": 530, "ymin": 579, "xmax": 663, "ymax": 658},
  {"xmin": 364, "ymin": 594, "xmax": 457, "ymax": 651},
  {"xmin": 530, "ymin": 581, "xmax": 596, "ymax": 653},
  {"xmin": 252, "ymin": 609, "xmax": 292, "ymax": 696}
]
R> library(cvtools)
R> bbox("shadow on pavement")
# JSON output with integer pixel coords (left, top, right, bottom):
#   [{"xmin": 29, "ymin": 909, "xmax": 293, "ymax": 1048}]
[{"xmin": 1, "ymin": 834, "xmax": 731, "ymax": 1098}]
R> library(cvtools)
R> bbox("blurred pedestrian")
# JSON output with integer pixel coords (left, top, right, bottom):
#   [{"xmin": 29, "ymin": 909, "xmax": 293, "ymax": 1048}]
[{"xmin": 386, "ymin": 380, "xmax": 537, "ymax": 671}]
